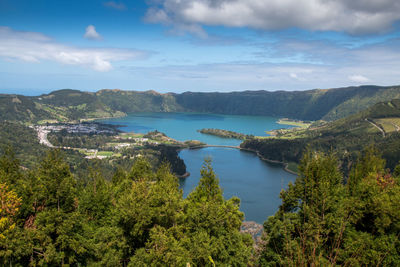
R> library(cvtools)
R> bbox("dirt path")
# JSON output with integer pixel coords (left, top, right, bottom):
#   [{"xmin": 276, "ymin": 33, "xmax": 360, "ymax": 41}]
[
  {"xmin": 391, "ymin": 122, "xmax": 400, "ymax": 132},
  {"xmin": 365, "ymin": 118, "xmax": 386, "ymax": 137}
]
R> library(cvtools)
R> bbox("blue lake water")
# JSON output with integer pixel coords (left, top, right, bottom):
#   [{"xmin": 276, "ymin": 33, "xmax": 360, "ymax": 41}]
[
  {"xmin": 98, "ymin": 112, "xmax": 292, "ymax": 146},
  {"xmin": 99, "ymin": 112, "xmax": 296, "ymax": 223},
  {"xmin": 180, "ymin": 147, "xmax": 294, "ymax": 223}
]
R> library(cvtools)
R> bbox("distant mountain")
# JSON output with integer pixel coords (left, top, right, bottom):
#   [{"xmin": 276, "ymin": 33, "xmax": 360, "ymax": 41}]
[
  {"xmin": 174, "ymin": 85, "xmax": 400, "ymax": 120},
  {"xmin": 2, "ymin": 85, "xmax": 400, "ymax": 123},
  {"xmin": 241, "ymin": 99, "xmax": 400, "ymax": 172}
]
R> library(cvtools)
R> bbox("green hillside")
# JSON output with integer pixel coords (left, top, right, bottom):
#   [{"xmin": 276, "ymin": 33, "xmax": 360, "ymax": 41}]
[
  {"xmin": 242, "ymin": 99, "xmax": 400, "ymax": 172},
  {"xmin": 3, "ymin": 85, "xmax": 400, "ymax": 124},
  {"xmin": 95, "ymin": 89, "xmax": 184, "ymax": 113},
  {"xmin": 174, "ymin": 85, "xmax": 400, "ymax": 120},
  {"xmin": 0, "ymin": 121, "xmax": 49, "ymax": 167},
  {"xmin": 0, "ymin": 94, "xmax": 55, "ymax": 123}
]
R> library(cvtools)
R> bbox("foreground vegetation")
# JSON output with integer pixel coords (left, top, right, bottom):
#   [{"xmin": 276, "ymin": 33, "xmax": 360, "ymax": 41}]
[
  {"xmin": 261, "ymin": 148, "xmax": 400, "ymax": 266},
  {"xmin": 1, "ymin": 147, "xmax": 399, "ymax": 265},
  {"xmin": 0, "ymin": 150, "xmax": 253, "ymax": 266}
]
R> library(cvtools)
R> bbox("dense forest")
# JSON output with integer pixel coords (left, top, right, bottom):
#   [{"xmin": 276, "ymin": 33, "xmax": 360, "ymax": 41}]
[
  {"xmin": 3, "ymin": 85, "xmax": 400, "ymax": 124},
  {"xmin": 1, "ymin": 147, "xmax": 399, "ymax": 265},
  {"xmin": 0, "ymin": 149, "xmax": 253, "ymax": 266},
  {"xmin": 260, "ymin": 148, "xmax": 400, "ymax": 266}
]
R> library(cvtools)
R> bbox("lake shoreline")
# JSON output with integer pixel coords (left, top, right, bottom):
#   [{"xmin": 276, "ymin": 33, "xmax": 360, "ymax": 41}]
[
  {"xmin": 95, "ymin": 113, "xmax": 298, "ymax": 175},
  {"xmin": 182, "ymin": 144, "xmax": 298, "ymax": 175}
]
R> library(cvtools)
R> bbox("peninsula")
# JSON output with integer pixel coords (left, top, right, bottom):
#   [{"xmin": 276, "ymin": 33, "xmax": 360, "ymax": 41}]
[{"xmin": 198, "ymin": 128, "xmax": 252, "ymax": 140}]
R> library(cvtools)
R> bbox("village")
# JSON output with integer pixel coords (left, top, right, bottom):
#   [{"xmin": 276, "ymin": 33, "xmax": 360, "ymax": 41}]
[{"xmin": 32, "ymin": 123, "xmax": 181, "ymax": 159}]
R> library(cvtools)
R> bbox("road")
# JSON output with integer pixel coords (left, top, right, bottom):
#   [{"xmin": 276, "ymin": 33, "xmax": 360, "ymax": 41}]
[
  {"xmin": 365, "ymin": 118, "xmax": 385, "ymax": 137},
  {"xmin": 36, "ymin": 126, "xmax": 55, "ymax": 148}
]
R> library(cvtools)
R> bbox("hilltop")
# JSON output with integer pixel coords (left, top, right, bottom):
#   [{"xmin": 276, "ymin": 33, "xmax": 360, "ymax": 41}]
[{"xmin": 3, "ymin": 85, "xmax": 400, "ymax": 123}]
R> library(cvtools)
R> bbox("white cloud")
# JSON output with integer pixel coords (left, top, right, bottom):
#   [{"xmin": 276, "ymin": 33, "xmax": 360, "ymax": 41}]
[
  {"xmin": 104, "ymin": 1, "xmax": 126, "ymax": 11},
  {"xmin": 122, "ymin": 37, "xmax": 400, "ymax": 91},
  {"xmin": 145, "ymin": 7, "xmax": 208, "ymax": 38},
  {"xmin": 84, "ymin": 25, "xmax": 102, "ymax": 40},
  {"xmin": 146, "ymin": 0, "xmax": 400, "ymax": 35},
  {"xmin": 0, "ymin": 26, "xmax": 147, "ymax": 72},
  {"xmin": 348, "ymin": 74, "xmax": 370, "ymax": 83}
]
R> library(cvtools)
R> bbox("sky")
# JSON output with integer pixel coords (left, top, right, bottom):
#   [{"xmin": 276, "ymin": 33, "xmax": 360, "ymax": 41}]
[{"xmin": 1, "ymin": 0, "xmax": 400, "ymax": 94}]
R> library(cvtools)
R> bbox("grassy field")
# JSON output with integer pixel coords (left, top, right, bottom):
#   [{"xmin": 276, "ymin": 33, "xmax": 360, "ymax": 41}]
[
  {"xmin": 97, "ymin": 151, "xmax": 114, "ymax": 157},
  {"xmin": 119, "ymin": 133, "xmax": 145, "ymax": 138},
  {"xmin": 78, "ymin": 149, "xmax": 96, "ymax": 156},
  {"xmin": 374, "ymin": 117, "xmax": 400, "ymax": 133},
  {"xmin": 277, "ymin": 118, "xmax": 312, "ymax": 128},
  {"xmin": 286, "ymin": 162, "xmax": 299, "ymax": 174},
  {"xmin": 263, "ymin": 128, "xmax": 310, "ymax": 139}
]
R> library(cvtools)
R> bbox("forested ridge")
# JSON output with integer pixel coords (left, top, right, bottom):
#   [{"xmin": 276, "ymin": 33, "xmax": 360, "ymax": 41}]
[
  {"xmin": 3, "ymin": 85, "xmax": 400, "ymax": 123},
  {"xmin": 242, "ymin": 99, "xmax": 400, "ymax": 172}
]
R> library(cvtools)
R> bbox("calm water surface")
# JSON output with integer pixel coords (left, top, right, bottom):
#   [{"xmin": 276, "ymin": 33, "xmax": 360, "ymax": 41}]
[
  {"xmin": 179, "ymin": 147, "xmax": 294, "ymax": 223},
  {"xmin": 99, "ymin": 112, "xmax": 296, "ymax": 223},
  {"xmin": 98, "ymin": 112, "xmax": 292, "ymax": 146}
]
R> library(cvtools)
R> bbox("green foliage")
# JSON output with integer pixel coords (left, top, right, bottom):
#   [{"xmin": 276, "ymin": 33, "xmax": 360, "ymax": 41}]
[
  {"xmin": 0, "ymin": 122, "xmax": 48, "ymax": 168},
  {"xmin": 176, "ymin": 85, "xmax": 400, "ymax": 120},
  {"xmin": 260, "ymin": 149, "xmax": 400, "ymax": 266},
  {"xmin": 242, "ymin": 99, "xmax": 400, "ymax": 173},
  {"xmin": 198, "ymin": 128, "xmax": 251, "ymax": 140},
  {"xmin": 131, "ymin": 160, "xmax": 253, "ymax": 266},
  {"xmin": 0, "ymin": 149, "xmax": 252, "ymax": 266}
]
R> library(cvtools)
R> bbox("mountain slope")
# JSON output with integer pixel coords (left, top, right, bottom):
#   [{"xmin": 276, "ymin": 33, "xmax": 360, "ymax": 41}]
[
  {"xmin": 241, "ymin": 99, "xmax": 400, "ymax": 171},
  {"xmin": 174, "ymin": 85, "xmax": 400, "ymax": 120},
  {"xmin": 3, "ymin": 85, "xmax": 400, "ymax": 123}
]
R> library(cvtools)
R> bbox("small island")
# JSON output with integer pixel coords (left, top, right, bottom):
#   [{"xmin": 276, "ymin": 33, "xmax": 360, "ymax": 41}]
[{"xmin": 198, "ymin": 128, "xmax": 252, "ymax": 140}]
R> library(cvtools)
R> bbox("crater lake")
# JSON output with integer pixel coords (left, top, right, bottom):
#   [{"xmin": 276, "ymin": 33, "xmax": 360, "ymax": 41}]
[{"xmin": 98, "ymin": 112, "xmax": 296, "ymax": 223}]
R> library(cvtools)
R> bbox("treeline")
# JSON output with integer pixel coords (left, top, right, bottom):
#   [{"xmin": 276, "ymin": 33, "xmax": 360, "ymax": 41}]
[
  {"xmin": 1, "ymin": 147, "xmax": 400, "ymax": 265},
  {"xmin": 0, "ymin": 150, "xmax": 252, "ymax": 266}
]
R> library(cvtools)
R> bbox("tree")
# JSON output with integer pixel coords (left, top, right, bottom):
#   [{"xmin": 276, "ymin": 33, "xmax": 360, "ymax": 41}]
[
  {"xmin": 132, "ymin": 159, "xmax": 253, "ymax": 266},
  {"xmin": 0, "ymin": 182, "xmax": 21, "ymax": 240},
  {"xmin": 260, "ymin": 149, "xmax": 400, "ymax": 266},
  {"xmin": 115, "ymin": 160, "xmax": 183, "ymax": 262},
  {"xmin": 260, "ymin": 151, "xmax": 348, "ymax": 266}
]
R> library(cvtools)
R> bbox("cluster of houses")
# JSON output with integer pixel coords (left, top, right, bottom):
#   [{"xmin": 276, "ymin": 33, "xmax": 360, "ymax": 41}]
[{"xmin": 36, "ymin": 123, "xmax": 115, "ymax": 134}]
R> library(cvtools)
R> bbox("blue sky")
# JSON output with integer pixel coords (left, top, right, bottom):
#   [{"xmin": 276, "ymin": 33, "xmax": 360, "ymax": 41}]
[{"xmin": 1, "ymin": 0, "xmax": 400, "ymax": 94}]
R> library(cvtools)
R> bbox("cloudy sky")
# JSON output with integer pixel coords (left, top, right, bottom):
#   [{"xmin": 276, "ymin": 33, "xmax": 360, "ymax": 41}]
[{"xmin": 1, "ymin": 0, "xmax": 400, "ymax": 94}]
